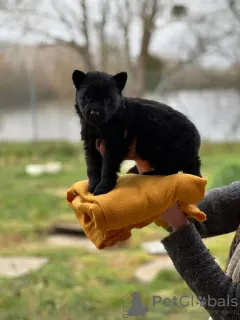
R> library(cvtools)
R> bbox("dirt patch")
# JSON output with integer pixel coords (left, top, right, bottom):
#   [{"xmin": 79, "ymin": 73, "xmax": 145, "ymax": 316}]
[
  {"xmin": 46, "ymin": 235, "xmax": 96, "ymax": 250},
  {"xmin": 0, "ymin": 234, "xmax": 25, "ymax": 249},
  {"xmin": 44, "ymin": 187, "xmax": 68, "ymax": 197}
]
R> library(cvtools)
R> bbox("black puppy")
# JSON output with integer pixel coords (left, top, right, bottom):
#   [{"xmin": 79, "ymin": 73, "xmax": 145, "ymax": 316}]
[{"xmin": 72, "ymin": 70, "xmax": 202, "ymax": 195}]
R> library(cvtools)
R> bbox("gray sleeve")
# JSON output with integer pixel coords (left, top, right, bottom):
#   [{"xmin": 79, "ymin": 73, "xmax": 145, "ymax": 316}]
[
  {"xmin": 192, "ymin": 182, "xmax": 240, "ymax": 238},
  {"xmin": 162, "ymin": 223, "xmax": 240, "ymax": 319}
]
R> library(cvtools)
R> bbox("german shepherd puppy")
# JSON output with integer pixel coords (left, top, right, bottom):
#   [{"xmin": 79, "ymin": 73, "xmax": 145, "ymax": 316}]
[{"xmin": 72, "ymin": 70, "xmax": 201, "ymax": 195}]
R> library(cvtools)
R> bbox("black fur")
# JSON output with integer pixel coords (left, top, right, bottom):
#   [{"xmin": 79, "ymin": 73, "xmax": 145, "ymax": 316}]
[{"xmin": 72, "ymin": 70, "xmax": 202, "ymax": 195}]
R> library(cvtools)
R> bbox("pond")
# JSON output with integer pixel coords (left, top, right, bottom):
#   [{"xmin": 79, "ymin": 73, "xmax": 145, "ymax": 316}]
[
  {"xmin": 147, "ymin": 89, "xmax": 240, "ymax": 142},
  {"xmin": 1, "ymin": 90, "xmax": 240, "ymax": 142}
]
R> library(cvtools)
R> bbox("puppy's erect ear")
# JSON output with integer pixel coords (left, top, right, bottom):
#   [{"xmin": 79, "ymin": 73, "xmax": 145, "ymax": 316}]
[
  {"xmin": 112, "ymin": 72, "xmax": 128, "ymax": 92},
  {"xmin": 72, "ymin": 70, "xmax": 86, "ymax": 90}
]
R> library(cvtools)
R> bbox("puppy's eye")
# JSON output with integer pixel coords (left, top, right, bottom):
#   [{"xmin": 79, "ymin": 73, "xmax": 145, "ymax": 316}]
[
  {"xmin": 105, "ymin": 98, "xmax": 111, "ymax": 104},
  {"xmin": 85, "ymin": 96, "xmax": 90, "ymax": 102}
]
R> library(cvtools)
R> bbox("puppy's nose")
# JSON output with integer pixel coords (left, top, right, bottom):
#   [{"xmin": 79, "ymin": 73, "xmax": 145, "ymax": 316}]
[{"xmin": 90, "ymin": 111, "xmax": 100, "ymax": 116}]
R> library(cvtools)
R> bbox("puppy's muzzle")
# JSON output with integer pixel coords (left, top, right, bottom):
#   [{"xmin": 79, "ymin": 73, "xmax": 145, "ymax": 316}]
[
  {"xmin": 87, "ymin": 109, "xmax": 105, "ymax": 124},
  {"xmin": 90, "ymin": 111, "xmax": 100, "ymax": 117},
  {"xmin": 89, "ymin": 110, "xmax": 101, "ymax": 121}
]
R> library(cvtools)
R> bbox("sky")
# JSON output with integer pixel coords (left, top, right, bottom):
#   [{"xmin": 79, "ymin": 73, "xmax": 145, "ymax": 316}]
[{"xmin": 0, "ymin": 0, "xmax": 237, "ymax": 69}]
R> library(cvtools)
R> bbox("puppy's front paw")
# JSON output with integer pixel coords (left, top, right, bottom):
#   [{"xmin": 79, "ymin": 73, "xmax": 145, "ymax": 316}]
[
  {"xmin": 93, "ymin": 180, "xmax": 116, "ymax": 196},
  {"xmin": 88, "ymin": 178, "xmax": 101, "ymax": 194}
]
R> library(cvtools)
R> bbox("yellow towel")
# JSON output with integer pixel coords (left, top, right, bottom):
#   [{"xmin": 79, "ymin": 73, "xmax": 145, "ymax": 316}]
[{"xmin": 67, "ymin": 174, "xmax": 207, "ymax": 249}]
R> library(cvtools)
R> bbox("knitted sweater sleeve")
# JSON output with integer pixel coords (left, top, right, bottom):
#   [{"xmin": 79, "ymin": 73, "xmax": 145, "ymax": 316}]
[
  {"xmin": 161, "ymin": 182, "xmax": 240, "ymax": 318},
  {"xmin": 162, "ymin": 223, "xmax": 240, "ymax": 319},
  {"xmin": 193, "ymin": 182, "xmax": 240, "ymax": 238}
]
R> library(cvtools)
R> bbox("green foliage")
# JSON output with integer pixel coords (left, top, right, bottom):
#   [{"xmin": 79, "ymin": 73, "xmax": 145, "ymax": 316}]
[
  {"xmin": 0, "ymin": 141, "xmax": 80, "ymax": 160},
  {"xmin": 211, "ymin": 164, "xmax": 240, "ymax": 189},
  {"xmin": 0, "ymin": 141, "xmax": 239, "ymax": 320},
  {"xmin": 200, "ymin": 141, "xmax": 240, "ymax": 156}
]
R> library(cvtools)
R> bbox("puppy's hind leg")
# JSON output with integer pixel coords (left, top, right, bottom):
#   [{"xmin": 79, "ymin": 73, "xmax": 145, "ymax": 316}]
[{"xmin": 142, "ymin": 155, "xmax": 178, "ymax": 176}]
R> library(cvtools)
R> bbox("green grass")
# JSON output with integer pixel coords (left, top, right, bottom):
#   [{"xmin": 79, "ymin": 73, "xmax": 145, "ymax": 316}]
[{"xmin": 0, "ymin": 141, "xmax": 239, "ymax": 320}]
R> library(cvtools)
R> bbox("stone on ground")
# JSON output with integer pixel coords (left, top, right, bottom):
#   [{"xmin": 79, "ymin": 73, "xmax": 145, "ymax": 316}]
[
  {"xmin": 0, "ymin": 257, "xmax": 49, "ymax": 278},
  {"xmin": 141, "ymin": 241, "xmax": 167, "ymax": 255},
  {"xmin": 135, "ymin": 257, "xmax": 174, "ymax": 283}
]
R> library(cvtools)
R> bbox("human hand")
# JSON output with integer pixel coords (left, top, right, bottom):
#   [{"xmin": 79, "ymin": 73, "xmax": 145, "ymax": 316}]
[
  {"xmin": 161, "ymin": 203, "xmax": 190, "ymax": 232},
  {"xmin": 96, "ymin": 138, "xmax": 152, "ymax": 174}
]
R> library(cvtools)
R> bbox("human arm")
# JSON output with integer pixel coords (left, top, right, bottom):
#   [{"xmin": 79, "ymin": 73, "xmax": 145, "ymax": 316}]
[
  {"xmin": 161, "ymin": 219, "xmax": 240, "ymax": 318},
  {"xmin": 193, "ymin": 182, "xmax": 240, "ymax": 238},
  {"xmin": 160, "ymin": 185, "xmax": 240, "ymax": 317},
  {"xmin": 165, "ymin": 182, "xmax": 240, "ymax": 238}
]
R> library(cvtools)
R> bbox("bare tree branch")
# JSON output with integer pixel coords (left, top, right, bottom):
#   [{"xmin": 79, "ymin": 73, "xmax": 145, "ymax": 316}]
[
  {"xmin": 97, "ymin": 0, "xmax": 110, "ymax": 70},
  {"xmin": 228, "ymin": 0, "xmax": 240, "ymax": 24},
  {"xmin": 52, "ymin": 0, "xmax": 76, "ymax": 37},
  {"xmin": 49, "ymin": 0, "xmax": 96, "ymax": 69},
  {"xmin": 11, "ymin": 0, "xmax": 96, "ymax": 70},
  {"xmin": 135, "ymin": 0, "xmax": 161, "ymax": 96},
  {"xmin": 78, "ymin": 0, "xmax": 95, "ymax": 69},
  {"xmin": 115, "ymin": 0, "xmax": 134, "ymax": 75},
  {"xmin": 154, "ymin": 0, "xmax": 240, "ymax": 95}
]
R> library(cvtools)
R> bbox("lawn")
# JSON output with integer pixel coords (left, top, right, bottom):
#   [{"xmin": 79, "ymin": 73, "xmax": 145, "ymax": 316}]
[{"xmin": 0, "ymin": 141, "xmax": 240, "ymax": 320}]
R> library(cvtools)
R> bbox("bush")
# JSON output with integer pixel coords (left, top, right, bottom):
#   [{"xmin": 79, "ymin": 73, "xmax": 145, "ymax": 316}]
[{"xmin": 211, "ymin": 164, "xmax": 240, "ymax": 189}]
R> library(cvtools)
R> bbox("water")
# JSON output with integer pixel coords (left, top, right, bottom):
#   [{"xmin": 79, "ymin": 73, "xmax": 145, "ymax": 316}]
[
  {"xmin": 1, "ymin": 90, "xmax": 240, "ymax": 142},
  {"xmin": 147, "ymin": 89, "xmax": 240, "ymax": 142},
  {"xmin": 0, "ymin": 101, "xmax": 81, "ymax": 142}
]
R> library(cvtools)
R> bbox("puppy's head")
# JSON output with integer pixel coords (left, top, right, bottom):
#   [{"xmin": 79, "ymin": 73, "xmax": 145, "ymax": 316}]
[{"xmin": 72, "ymin": 70, "xmax": 127, "ymax": 125}]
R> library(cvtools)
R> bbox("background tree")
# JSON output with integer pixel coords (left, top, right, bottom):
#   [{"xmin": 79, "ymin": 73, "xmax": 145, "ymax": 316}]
[
  {"xmin": 7, "ymin": 0, "xmax": 172, "ymax": 96},
  {"xmin": 2, "ymin": 0, "xmax": 240, "ymax": 98}
]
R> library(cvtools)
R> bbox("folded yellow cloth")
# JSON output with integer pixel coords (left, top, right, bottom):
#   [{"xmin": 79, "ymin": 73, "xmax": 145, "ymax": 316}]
[{"xmin": 67, "ymin": 174, "xmax": 207, "ymax": 250}]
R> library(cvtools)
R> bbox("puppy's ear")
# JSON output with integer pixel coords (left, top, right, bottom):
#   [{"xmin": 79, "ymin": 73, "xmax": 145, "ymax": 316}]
[
  {"xmin": 112, "ymin": 72, "xmax": 128, "ymax": 92},
  {"xmin": 72, "ymin": 70, "xmax": 86, "ymax": 90}
]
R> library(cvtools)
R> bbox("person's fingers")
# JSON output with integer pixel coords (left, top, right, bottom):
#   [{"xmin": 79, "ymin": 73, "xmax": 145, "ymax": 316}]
[
  {"xmin": 126, "ymin": 138, "xmax": 137, "ymax": 160},
  {"xmin": 161, "ymin": 202, "xmax": 189, "ymax": 231},
  {"xmin": 125, "ymin": 137, "xmax": 153, "ymax": 173},
  {"xmin": 95, "ymin": 136, "xmax": 153, "ymax": 174},
  {"xmin": 97, "ymin": 136, "xmax": 137, "ymax": 160},
  {"xmin": 96, "ymin": 139, "xmax": 101, "ymax": 152},
  {"xmin": 135, "ymin": 160, "xmax": 152, "ymax": 174},
  {"xmin": 96, "ymin": 139, "xmax": 106, "ymax": 156},
  {"xmin": 99, "ymin": 142, "xmax": 106, "ymax": 156}
]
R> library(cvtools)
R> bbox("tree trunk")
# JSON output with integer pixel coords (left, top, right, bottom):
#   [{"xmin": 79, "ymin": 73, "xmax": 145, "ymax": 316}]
[{"xmin": 135, "ymin": 26, "xmax": 151, "ymax": 97}]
